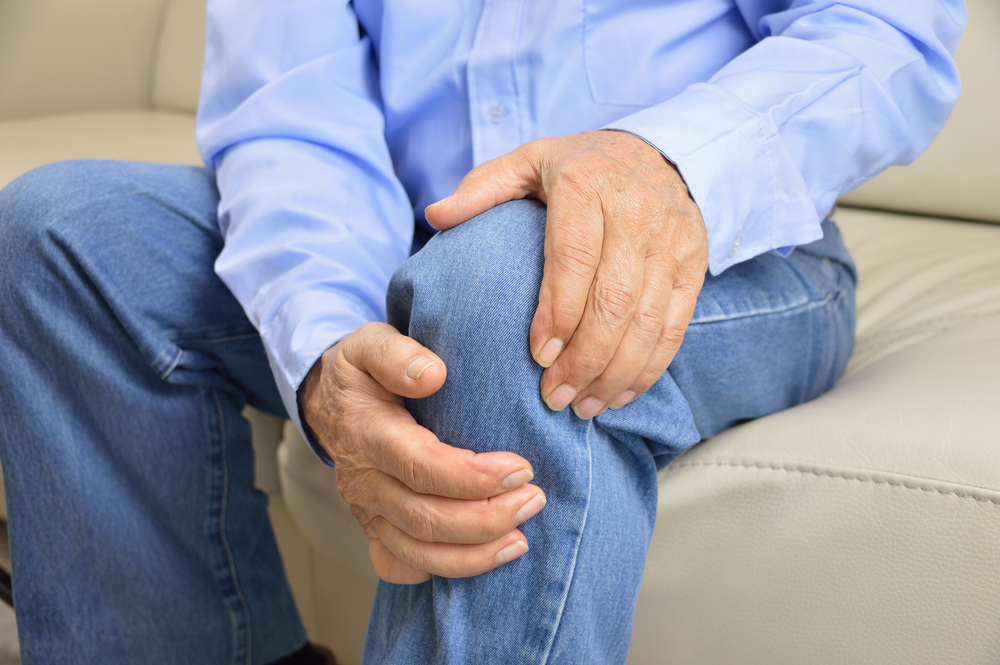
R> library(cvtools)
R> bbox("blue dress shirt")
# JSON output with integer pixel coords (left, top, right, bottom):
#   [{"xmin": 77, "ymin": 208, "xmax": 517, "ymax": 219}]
[{"xmin": 196, "ymin": 0, "xmax": 964, "ymax": 438}]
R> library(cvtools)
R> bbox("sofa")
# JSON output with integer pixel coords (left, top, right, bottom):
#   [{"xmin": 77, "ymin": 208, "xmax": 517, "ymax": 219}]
[{"xmin": 1, "ymin": 1, "xmax": 998, "ymax": 663}]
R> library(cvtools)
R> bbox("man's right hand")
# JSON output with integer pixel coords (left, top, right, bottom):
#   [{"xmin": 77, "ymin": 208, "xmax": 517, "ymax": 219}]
[{"xmin": 299, "ymin": 322, "xmax": 546, "ymax": 584}]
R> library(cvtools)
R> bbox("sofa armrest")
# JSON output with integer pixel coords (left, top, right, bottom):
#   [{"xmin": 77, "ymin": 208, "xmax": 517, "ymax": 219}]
[{"xmin": 0, "ymin": 0, "xmax": 169, "ymax": 120}]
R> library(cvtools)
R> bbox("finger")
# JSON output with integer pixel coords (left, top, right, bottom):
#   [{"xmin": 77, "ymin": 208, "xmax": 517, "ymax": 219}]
[
  {"xmin": 371, "ymin": 516, "xmax": 529, "ymax": 578},
  {"xmin": 424, "ymin": 141, "xmax": 545, "ymax": 230},
  {"xmin": 368, "ymin": 538, "xmax": 432, "ymax": 584},
  {"xmin": 527, "ymin": 171, "xmax": 607, "ymax": 374},
  {"xmin": 355, "ymin": 400, "xmax": 535, "ymax": 499},
  {"xmin": 374, "ymin": 473, "xmax": 546, "ymax": 544},
  {"xmin": 537, "ymin": 204, "xmax": 645, "ymax": 412},
  {"xmin": 566, "ymin": 259, "xmax": 673, "ymax": 418},
  {"xmin": 340, "ymin": 321, "xmax": 446, "ymax": 399},
  {"xmin": 610, "ymin": 267, "xmax": 705, "ymax": 410}
]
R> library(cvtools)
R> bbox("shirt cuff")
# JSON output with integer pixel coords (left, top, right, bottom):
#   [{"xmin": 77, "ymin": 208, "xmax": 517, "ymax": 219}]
[
  {"xmin": 262, "ymin": 291, "xmax": 378, "ymax": 467},
  {"xmin": 605, "ymin": 83, "xmax": 823, "ymax": 275}
]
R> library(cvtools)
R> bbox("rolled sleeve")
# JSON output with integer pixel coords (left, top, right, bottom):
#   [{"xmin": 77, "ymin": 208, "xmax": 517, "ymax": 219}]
[
  {"xmin": 198, "ymin": 0, "xmax": 415, "ymax": 460},
  {"xmin": 607, "ymin": 0, "xmax": 965, "ymax": 275}
]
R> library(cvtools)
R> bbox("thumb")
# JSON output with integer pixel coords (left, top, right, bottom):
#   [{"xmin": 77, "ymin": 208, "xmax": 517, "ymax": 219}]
[
  {"xmin": 341, "ymin": 322, "xmax": 447, "ymax": 399},
  {"xmin": 425, "ymin": 141, "xmax": 545, "ymax": 231}
]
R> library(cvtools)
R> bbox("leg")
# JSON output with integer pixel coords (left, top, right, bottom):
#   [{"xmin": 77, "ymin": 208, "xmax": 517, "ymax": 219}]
[
  {"xmin": 365, "ymin": 199, "xmax": 855, "ymax": 664},
  {"xmin": 0, "ymin": 161, "xmax": 305, "ymax": 664}
]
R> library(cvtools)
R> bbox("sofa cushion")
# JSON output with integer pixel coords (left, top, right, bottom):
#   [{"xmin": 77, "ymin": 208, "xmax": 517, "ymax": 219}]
[
  {"xmin": 629, "ymin": 206, "xmax": 1000, "ymax": 664},
  {"xmin": 838, "ymin": 0, "xmax": 1000, "ymax": 224},
  {"xmin": 0, "ymin": 111, "xmax": 201, "ymax": 190}
]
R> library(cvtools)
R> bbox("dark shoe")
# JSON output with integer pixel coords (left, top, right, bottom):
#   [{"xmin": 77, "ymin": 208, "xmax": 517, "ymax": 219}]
[{"xmin": 267, "ymin": 642, "xmax": 337, "ymax": 665}]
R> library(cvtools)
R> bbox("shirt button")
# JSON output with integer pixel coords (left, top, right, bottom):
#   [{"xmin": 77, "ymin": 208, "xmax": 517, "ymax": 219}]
[
  {"xmin": 488, "ymin": 104, "xmax": 506, "ymax": 124},
  {"xmin": 729, "ymin": 234, "xmax": 742, "ymax": 258}
]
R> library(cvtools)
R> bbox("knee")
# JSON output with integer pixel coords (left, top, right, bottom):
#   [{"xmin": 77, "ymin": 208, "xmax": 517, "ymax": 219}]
[
  {"xmin": 0, "ymin": 163, "xmax": 80, "ymax": 300},
  {"xmin": 0, "ymin": 161, "xmax": 110, "ymax": 269},
  {"xmin": 387, "ymin": 199, "xmax": 547, "ymax": 357},
  {"xmin": 0, "ymin": 160, "xmax": 109, "ymax": 226},
  {"xmin": 0, "ymin": 161, "xmax": 142, "ymax": 323}
]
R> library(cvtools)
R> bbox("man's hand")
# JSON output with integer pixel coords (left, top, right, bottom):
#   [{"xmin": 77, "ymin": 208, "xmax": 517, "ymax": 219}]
[
  {"xmin": 300, "ymin": 322, "xmax": 546, "ymax": 584},
  {"xmin": 426, "ymin": 131, "xmax": 708, "ymax": 419}
]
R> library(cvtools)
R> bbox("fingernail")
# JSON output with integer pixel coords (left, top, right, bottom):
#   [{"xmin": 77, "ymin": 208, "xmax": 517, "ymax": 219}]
[
  {"xmin": 516, "ymin": 493, "xmax": 547, "ymax": 524},
  {"xmin": 572, "ymin": 397, "xmax": 604, "ymax": 420},
  {"xmin": 425, "ymin": 196, "xmax": 450, "ymax": 211},
  {"xmin": 536, "ymin": 338, "xmax": 563, "ymax": 368},
  {"xmin": 406, "ymin": 357, "xmax": 439, "ymax": 380},
  {"xmin": 545, "ymin": 384, "xmax": 577, "ymax": 411},
  {"xmin": 497, "ymin": 540, "xmax": 529, "ymax": 565},
  {"xmin": 609, "ymin": 390, "xmax": 637, "ymax": 411},
  {"xmin": 502, "ymin": 468, "xmax": 533, "ymax": 489}
]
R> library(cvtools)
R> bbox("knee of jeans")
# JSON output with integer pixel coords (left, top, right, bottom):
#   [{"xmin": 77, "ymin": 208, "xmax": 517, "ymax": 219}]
[
  {"xmin": 0, "ymin": 161, "xmax": 138, "ymax": 325},
  {"xmin": 387, "ymin": 199, "xmax": 547, "ymax": 366},
  {"xmin": 0, "ymin": 163, "xmax": 79, "ymax": 301}
]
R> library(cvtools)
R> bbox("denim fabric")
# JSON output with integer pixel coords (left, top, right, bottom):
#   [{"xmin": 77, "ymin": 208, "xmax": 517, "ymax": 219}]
[
  {"xmin": 0, "ymin": 162, "xmax": 855, "ymax": 665},
  {"xmin": 0, "ymin": 161, "xmax": 304, "ymax": 665},
  {"xmin": 367, "ymin": 199, "xmax": 855, "ymax": 664}
]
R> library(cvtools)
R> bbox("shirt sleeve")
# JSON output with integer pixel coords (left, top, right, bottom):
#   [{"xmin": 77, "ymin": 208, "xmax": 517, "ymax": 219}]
[
  {"xmin": 606, "ymin": 0, "xmax": 966, "ymax": 275},
  {"xmin": 196, "ymin": 0, "xmax": 415, "ymax": 459}
]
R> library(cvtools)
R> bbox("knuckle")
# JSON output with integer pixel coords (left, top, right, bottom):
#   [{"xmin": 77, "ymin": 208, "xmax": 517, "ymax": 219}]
[
  {"xmin": 350, "ymin": 504, "xmax": 380, "ymax": 538},
  {"xmin": 554, "ymin": 162, "xmax": 599, "ymax": 193},
  {"xmin": 630, "ymin": 303, "xmax": 665, "ymax": 337},
  {"xmin": 403, "ymin": 444, "xmax": 434, "ymax": 494},
  {"xmin": 477, "ymin": 501, "xmax": 512, "ymax": 542},
  {"xmin": 402, "ymin": 453, "xmax": 423, "ymax": 493},
  {"xmin": 402, "ymin": 542, "xmax": 431, "ymax": 573},
  {"xmin": 337, "ymin": 467, "xmax": 380, "ymax": 508},
  {"xmin": 406, "ymin": 502, "xmax": 439, "ymax": 541},
  {"xmin": 660, "ymin": 325, "xmax": 687, "ymax": 350},
  {"xmin": 593, "ymin": 281, "xmax": 638, "ymax": 324}
]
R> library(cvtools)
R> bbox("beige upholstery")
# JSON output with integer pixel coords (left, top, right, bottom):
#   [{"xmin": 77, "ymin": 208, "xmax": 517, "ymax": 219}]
[
  {"xmin": 630, "ymin": 206, "xmax": 1000, "ymax": 664},
  {"xmin": 1, "ymin": 1, "xmax": 998, "ymax": 664},
  {"xmin": 0, "ymin": 0, "xmax": 168, "ymax": 120},
  {"xmin": 0, "ymin": 0, "xmax": 204, "ymax": 190},
  {"xmin": 0, "ymin": 112, "xmax": 200, "ymax": 187},
  {"xmin": 152, "ymin": 0, "xmax": 207, "ymax": 113}
]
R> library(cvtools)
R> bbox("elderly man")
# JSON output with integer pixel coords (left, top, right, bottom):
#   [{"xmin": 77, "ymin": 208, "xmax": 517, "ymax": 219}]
[{"xmin": 0, "ymin": 0, "xmax": 963, "ymax": 663}]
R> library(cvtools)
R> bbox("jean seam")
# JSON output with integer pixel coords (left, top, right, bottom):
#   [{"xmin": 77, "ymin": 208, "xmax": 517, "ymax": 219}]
[
  {"xmin": 160, "ymin": 347, "xmax": 185, "ymax": 380},
  {"xmin": 205, "ymin": 389, "xmax": 252, "ymax": 665},
  {"xmin": 689, "ymin": 290, "xmax": 838, "ymax": 328},
  {"xmin": 172, "ymin": 333, "xmax": 261, "ymax": 345},
  {"xmin": 538, "ymin": 421, "xmax": 594, "ymax": 664}
]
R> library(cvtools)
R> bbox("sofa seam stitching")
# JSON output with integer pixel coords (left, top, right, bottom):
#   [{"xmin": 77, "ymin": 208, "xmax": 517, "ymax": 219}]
[
  {"xmin": 854, "ymin": 309, "xmax": 1000, "ymax": 352},
  {"xmin": 664, "ymin": 460, "xmax": 1000, "ymax": 507}
]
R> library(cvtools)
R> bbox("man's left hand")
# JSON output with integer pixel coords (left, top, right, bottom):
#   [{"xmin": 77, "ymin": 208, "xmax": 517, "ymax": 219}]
[{"xmin": 426, "ymin": 130, "xmax": 708, "ymax": 419}]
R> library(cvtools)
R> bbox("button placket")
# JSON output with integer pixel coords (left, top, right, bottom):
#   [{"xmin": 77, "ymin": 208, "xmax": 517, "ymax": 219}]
[{"xmin": 466, "ymin": 0, "xmax": 524, "ymax": 165}]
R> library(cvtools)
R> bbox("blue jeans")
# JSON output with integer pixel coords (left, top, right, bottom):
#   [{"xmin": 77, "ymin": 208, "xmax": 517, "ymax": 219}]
[{"xmin": 0, "ymin": 160, "xmax": 856, "ymax": 664}]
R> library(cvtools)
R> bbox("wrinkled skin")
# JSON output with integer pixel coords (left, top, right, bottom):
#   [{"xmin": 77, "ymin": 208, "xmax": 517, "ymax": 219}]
[{"xmin": 301, "ymin": 130, "xmax": 707, "ymax": 583}]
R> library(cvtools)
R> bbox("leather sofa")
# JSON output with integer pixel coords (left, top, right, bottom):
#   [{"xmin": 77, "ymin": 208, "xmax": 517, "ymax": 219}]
[{"xmin": 1, "ymin": 1, "xmax": 997, "ymax": 663}]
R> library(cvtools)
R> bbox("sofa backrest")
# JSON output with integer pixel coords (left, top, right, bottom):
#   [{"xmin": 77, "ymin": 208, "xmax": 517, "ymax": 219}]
[
  {"xmin": 0, "ymin": 0, "xmax": 204, "ymax": 120},
  {"xmin": 837, "ymin": 0, "xmax": 999, "ymax": 224},
  {"xmin": 152, "ymin": 0, "xmax": 207, "ymax": 114},
  {"xmin": 0, "ymin": 0, "xmax": 170, "ymax": 119}
]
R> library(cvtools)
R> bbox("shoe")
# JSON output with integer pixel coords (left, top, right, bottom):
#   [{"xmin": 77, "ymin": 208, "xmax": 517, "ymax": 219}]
[{"xmin": 268, "ymin": 642, "xmax": 337, "ymax": 665}]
